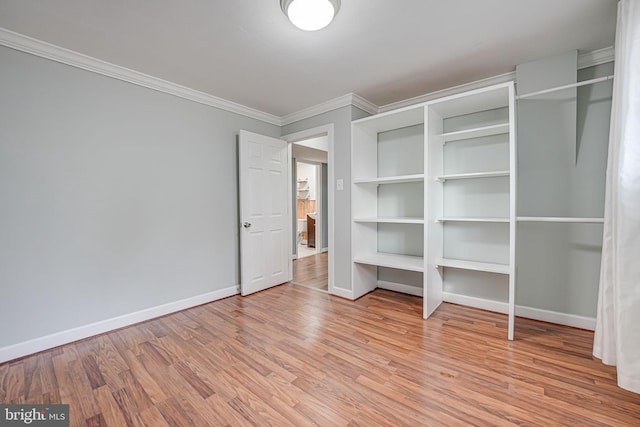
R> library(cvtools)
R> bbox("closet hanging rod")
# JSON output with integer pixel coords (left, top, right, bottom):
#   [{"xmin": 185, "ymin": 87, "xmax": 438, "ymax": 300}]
[
  {"xmin": 517, "ymin": 216, "xmax": 604, "ymax": 224},
  {"xmin": 516, "ymin": 75, "xmax": 614, "ymax": 100}
]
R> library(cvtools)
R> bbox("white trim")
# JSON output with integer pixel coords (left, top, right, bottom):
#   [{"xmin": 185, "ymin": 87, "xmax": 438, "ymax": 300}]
[
  {"xmin": 516, "ymin": 305, "xmax": 596, "ymax": 331},
  {"xmin": 0, "ymin": 28, "xmax": 281, "ymax": 126},
  {"xmin": 443, "ymin": 292, "xmax": 509, "ymax": 314},
  {"xmin": 350, "ymin": 93, "xmax": 379, "ymax": 116},
  {"xmin": 578, "ymin": 46, "xmax": 615, "ymax": 69},
  {"xmin": 377, "ymin": 280, "xmax": 423, "ymax": 297},
  {"xmin": 0, "ymin": 285, "xmax": 239, "ymax": 364},
  {"xmin": 281, "ymin": 124, "xmax": 336, "ymax": 297},
  {"xmin": 281, "ymin": 93, "xmax": 377, "ymax": 126},
  {"xmin": 330, "ymin": 286, "xmax": 355, "ymax": 300},
  {"xmin": 442, "ymin": 292, "xmax": 596, "ymax": 331}
]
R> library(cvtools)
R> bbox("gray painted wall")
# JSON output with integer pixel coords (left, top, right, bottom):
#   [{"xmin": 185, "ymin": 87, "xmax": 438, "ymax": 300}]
[
  {"xmin": 0, "ymin": 46, "xmax": 280, "ymax": 348},
  {"xmin": 516, "ymin": 62, "xmax": 612, "ymax": 317}
]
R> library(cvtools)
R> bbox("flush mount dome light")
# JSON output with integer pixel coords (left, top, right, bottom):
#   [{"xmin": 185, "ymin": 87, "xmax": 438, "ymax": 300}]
[{"xmin": 281, "ymin": 0, "xmax": 341, "ymax": 31}]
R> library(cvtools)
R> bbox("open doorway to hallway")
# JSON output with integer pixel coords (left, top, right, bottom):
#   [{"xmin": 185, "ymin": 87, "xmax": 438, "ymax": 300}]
[{"xmin": 292, "ymin": 136, "xmax": 328, "ymax": 291}]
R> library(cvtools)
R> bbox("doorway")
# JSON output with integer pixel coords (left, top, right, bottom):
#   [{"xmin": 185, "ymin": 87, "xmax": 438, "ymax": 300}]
[{"xmin": 285, "ymin": 128, "xmax": 332, "ymax": 292}]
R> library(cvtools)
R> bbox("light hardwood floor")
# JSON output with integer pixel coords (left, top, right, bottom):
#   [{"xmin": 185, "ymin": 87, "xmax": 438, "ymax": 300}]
[
  {"xmin": 1, "ymin": 285, "xmax": 639, "ymax": 426},
  {"xmin": 292, "ymin": 252, "xmax": 328, "ymax": 291}
]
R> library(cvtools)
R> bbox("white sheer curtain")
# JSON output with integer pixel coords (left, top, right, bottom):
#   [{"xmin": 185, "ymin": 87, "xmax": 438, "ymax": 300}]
[{"xmin": 593, "ymin": 0, "xmax": 640, "ymax": 394}]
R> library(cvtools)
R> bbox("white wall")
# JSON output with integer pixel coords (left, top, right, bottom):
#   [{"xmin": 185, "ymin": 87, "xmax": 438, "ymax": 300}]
[{"xmin": 0, "ymin": 46, "xmax": 280, "ymax": 352}]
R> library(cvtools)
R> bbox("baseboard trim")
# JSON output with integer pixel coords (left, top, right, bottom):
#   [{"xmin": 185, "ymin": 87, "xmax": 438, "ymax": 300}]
[
  {"xmin": 0, "ymin": 285, "xmax": 239, "ymax": 363},
  {"xmin": 516, "ymin": 305, "xmax": 596, "ymax": 331},
  {"xmin": 442, "ymin": 292, "xmax": 595, "ymax": 331},
  {"xmin": 443, "ymin": 292, "xmax": 508, "ymax": 314},
  {"xmin": 377, "ymin": 280, "xmax": 423, "ymax": 297}
]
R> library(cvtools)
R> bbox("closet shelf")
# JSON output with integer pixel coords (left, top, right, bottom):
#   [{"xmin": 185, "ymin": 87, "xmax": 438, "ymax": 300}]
[
  {"xmin": 354, "ymin": 174, "xmax": 424, "ymax": 185},
  {"xmin": 436, "ymin": 170, "xmax": 510, "ymax": 181},
  {"xmin": 354, "ymin": 253, "xmax": 424, "ymax": 272},
  {"xmin": 436, "ymin": 258, "xmax": 510, "ymax": 275},
  {"xmin": 517, "ymin": 216, "xmax": 604, "ymax": 224},
  {"xmin": 437, "ymin": 217, "xmax": 509, "ymax": 223},
  {"xmin": 442, "ymin": 123, "xmax": 509, "ymax": 142},
  {"xmin": 355, "ymin": 217, "xmax": 424, "ymax": 224}
]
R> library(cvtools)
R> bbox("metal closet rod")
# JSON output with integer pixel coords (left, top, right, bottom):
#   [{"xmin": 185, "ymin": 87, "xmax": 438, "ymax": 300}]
[
  {"xmin": 517, "ymin": 216, "xmax": 604, "ymax": 224},
  {"xmin": 516, "ymin": 75, "xmax": 614, "ymax": 100}
]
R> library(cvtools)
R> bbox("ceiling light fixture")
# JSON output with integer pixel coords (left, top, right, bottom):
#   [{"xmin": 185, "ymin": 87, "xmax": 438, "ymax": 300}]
[{"xmin": 281, "ymin": 0, "xmax": 341, "ymax": 31}]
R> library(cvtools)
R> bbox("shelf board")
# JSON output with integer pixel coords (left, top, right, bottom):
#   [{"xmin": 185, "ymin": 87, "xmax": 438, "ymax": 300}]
[
  {"xmin": 437, "ymin": 217, "xmax": 509, "ymax": 223},
  {"xmin": 354, "ymin": 174, "xmax": 425, "ymax": 185},
  {"xmin": 442, "ymin": 123, "xmax": 509, "ymax": 142},
  {"xmin": 354, "ymin": 253, "xmax": 424, "ymax": 272},
  {"xmin": 436, "ymin": 170, "xmax": 510, "ymax": 181},
  {"xmin": 435, "ymin": 258, "xmax": 510, "ymax": 274},
  {"xmin": 429, "ymin": 84, "xmax": 510, "ymax": 118},
  {"xmin": 517, "ymin": 216, "xmax": 604, "ymax": 224},
  {"xmin": 354, "ymin": 217, "xmax": 424, "ymax": 224},
  {"xmin": 352, "ymin": 105, "xmax": 424, "ymax": 133}
]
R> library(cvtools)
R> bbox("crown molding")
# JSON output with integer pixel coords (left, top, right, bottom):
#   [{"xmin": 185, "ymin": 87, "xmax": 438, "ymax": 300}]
[
  {"xmin": 378, "ymin": 71, "xmax": 516, "ymax": 113},
  {"xmin": 281, "ymin": 93, "xmax": 377, "ymax": 126},
  {"xmin": 578, "ymin": 46, "xmax": 615, "ymax": 69},
  {"xmin": 0, "ymin": 27, "xmax": 614, "ymax": 125},
  {"xmin": 0, "ymin": 28, "xmax": 282, "ymax": 126},
  {"xmin": 350, "ymin": 93, "xmax": 379, "ymax": 116}
]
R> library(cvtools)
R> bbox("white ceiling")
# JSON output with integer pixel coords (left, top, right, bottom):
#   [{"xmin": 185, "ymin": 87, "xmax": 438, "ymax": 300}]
[{"xmin": 0, "ymin": 0, "xmax": 618, "ymax": 117}]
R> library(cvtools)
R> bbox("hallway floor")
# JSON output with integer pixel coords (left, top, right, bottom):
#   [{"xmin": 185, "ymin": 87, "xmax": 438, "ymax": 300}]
[{"xmin": 292, "ymin": 252, "xmax": 328, "ymax": 291}]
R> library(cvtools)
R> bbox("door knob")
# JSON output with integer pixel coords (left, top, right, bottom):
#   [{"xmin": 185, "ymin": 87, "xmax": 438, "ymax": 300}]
[{"xmin": 243, "ymin": 222, "xmax": 252, "ymax": 228}]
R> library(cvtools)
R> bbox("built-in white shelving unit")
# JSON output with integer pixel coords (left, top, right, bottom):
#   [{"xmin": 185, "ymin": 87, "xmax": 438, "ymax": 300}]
[
  {"xmin": 351, "ymin": 103, "xmax": 432, "ymax": 309},
  {"xmin": 426, "ymin": 82, "xmax": 516, "ymax": 340},
  {"xmin": 351, "ymin": 82, "xmax": 517, "ymax": 338}
]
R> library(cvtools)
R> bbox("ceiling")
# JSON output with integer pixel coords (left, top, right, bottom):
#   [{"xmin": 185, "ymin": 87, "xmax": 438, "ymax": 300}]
[{"xmin": 0, "ymin": 0, "xmax": 618, "ymax": 117}]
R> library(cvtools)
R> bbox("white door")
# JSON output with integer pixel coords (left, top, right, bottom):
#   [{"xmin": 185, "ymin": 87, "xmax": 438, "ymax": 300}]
[{"xmin": 239, "ymin": 130, "xmax": 290, "ymax": 296}]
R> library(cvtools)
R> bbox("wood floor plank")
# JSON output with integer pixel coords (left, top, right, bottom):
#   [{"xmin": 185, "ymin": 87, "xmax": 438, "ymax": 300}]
[
  {"xmin": 92, "ymin": 385, "xmax": 130, "ymax": 427},
  {"xmin": 137, "ymin": 406, "xmax": 171, "ymax": 427},
  {"xmin": 2, "ymin": 285, "xmax": 639, "ymax": 426},
  {"xmin": 292, "ymin": 252, "xmax": 328, "ymax": 290}
]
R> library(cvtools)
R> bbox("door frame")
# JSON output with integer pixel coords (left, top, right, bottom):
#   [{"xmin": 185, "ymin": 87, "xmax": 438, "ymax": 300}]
[{"xmin": 281, "ymin": 124, "xmax": 335, "ymax": 293}]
